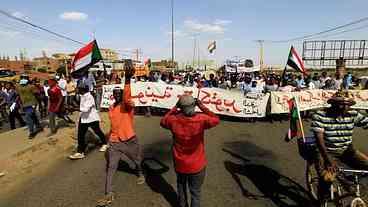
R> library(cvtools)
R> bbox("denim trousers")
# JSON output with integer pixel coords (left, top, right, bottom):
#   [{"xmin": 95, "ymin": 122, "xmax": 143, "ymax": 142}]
[
  {"xmin": 23, "ymin": 106, "xmax": 40, "ymax": 134},
  {"xmin": 176, "ymin": 168, "xmax": 206, "ymax": 207}
]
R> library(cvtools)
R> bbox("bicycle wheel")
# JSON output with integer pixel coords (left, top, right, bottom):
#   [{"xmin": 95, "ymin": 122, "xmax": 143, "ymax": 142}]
[
  {"xmin": 321, "ymin": 184, "xmax": 345, "ymax": 207},
  {"xmin": 306, "ymin": 161, "xmax": 319, "ymax": 201},
  {"xmin": 351, "ymin": 198, "xmax": 366, "ymax": 207}
]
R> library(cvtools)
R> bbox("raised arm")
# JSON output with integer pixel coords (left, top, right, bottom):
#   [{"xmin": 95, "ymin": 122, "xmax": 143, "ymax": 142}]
[
  {"xmin": 123, "ymin": 81, "xmax": 134, "ymax": 111},
  {"xmin": 160, "ymin": 106, "xmax": 178, "ymax": 129},
  {"xmin": 197, "ymin": 100, "xmax": 220, "ymax": 129}
]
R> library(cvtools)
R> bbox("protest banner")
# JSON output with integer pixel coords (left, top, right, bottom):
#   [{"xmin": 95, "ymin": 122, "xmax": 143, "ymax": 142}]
[
  {"xmin": 101, "ymin": 82, "xmax": 269, "ymax": 118},
  {"xmin": 270, "ymin": 89, "xmax": 368, "ymax": 114}
]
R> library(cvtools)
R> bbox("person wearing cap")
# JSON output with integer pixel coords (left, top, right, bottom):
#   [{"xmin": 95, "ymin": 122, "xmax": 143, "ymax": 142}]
[
  {"xmin": 97, "ymin": 60, "xmax": 144, "ymax": 207},
  {"xmin": 311, "ymin": 90, "xmax": 368, "ymax": 197},
  {"xmin": 17, "ymin": 78, "xmax": 43, "ymax": 139},
  {"xmin": 160, "ymin": 95, "xmax": 220, "ymax": 207},
  {"xmin": 69, "ymin": 83, "xmax": 107, "ymax": 160},
  {"xmin": 47, "ymin": 78, "xmax": 74, "ymax": 136}
]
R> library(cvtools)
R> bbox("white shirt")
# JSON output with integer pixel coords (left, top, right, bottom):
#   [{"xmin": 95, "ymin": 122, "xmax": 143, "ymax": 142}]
[
  {"xmin": 43, "ymin": 86, "xmax": 50, "ymax": 97},
  {"xmin": 58, "ymin": 79, "xmax": 67, "ymax": 97},
  {"xmin": 308, "ymin": 82, "xmax": 316, "ymax": 90},
  {"xmin": 79, "ymin": 92, "xmax": 100, "ymax": 124}
]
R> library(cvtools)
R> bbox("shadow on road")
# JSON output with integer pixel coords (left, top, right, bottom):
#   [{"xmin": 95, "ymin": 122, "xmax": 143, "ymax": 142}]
[
  {"xmin": 223, "ymin": 140, "xmax": 275, "ymax": 159},
  {"xmin": 143, "ymin": 140, "xmax": 173, "ymax": 162},
  {"xmin": 223, "ymin": 148, "xmax": 316, "ymax": 207},
  {"xmin": 143, "ymin": 158, "xmax": 179, "ymax": 207},
  {"xmin": 115, "ymin": 156, "xmax": 179, "ymax": 207}
]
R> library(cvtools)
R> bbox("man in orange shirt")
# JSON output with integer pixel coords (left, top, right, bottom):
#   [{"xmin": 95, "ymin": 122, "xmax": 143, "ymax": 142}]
[{"xmin": 97, "ymin": 60, "xmax": 144, "ymax": 207}]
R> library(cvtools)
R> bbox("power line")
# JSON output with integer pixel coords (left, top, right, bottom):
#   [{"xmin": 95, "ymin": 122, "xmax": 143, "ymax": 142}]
[
  {"xmin": 305, "ymin": 23, "xmax": 368, "ymax": 40},
  {"xmin": 0, "ymin": 9, "xmax": 84, "ymax": 45},
  {"xmin": 269, "ymin": 16, "xmax": 368, "ymax": 43},
  {"xmin": 0, "ymin": 19, "xmax": 73, "ymax": 45}
]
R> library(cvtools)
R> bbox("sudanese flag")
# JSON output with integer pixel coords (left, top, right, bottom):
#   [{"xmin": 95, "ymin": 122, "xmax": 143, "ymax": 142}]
[{"xmin": 71, "ymin": 40, "xmax": 102, "ymax": 78}]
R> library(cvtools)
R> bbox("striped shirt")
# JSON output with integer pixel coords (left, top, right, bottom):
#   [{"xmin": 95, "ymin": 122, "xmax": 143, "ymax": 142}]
[{"xmin": 311, "ymin": 110, "xmax": 368, "ymax": 153}]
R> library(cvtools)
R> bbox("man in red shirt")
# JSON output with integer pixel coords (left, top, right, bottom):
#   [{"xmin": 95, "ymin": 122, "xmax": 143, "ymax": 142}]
[
  {"xmin": 48, "ymin": 78, "xmax": 74, "ymax": 136},
  {"xmin": 160, "ymin": 95, "xmax": 220, "ymax": 207}
]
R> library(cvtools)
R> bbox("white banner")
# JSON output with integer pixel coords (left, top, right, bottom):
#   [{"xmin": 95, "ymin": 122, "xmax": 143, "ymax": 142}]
[
  {"xmin": 225, "ymin": 65, "xmax": 260, "ymax": 73},
  {"xmin": 101, "ymin": 83, "xmax": 269, "ymax": 118},
  {"xmin": 270, "ymin": 89, "xmax": 368, "ymax": 114}
]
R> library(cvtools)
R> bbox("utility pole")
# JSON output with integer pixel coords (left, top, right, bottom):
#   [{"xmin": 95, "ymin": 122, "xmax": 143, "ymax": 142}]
[
  {"xmin": 256, "ymin": 40, "xmax": 264, "ymax": 71},
  {"xmin": 135, "ymin": 49, "xmax": 139, "ymax": 63},
  {"xmin": 192, "ymin": 37, "xmax": 197, "ymax": 68},
  {"xmin": 197, "ymin": 37, "xmax": 200, "ymax": 70},
  {"xmin": 171, "ymin": 0, "xmax": 175, "ymax": 69},
  {"xmin": 65, "ymin": 58, "xmax": 68, "ymax": 77}
]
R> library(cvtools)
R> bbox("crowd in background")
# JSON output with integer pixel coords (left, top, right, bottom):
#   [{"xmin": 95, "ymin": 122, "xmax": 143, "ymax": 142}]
[
  {"xmin": 1, "ymin": 68, "xmax": 367, "ymax": 137},
  {"xmin": 99, "ymin": 69, "xmax": 368, "ymax": 93}
]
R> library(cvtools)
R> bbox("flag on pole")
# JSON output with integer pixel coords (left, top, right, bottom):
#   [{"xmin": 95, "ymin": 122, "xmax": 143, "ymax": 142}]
[
  {"xmin": 208, "ymin": 41, "xmax": 216, "ymax": 54},
  {"xmin": 287, "ymin": 46, "xmax": 307, "ymax": 74},
  {"xmin": 285, "ymin": 97, "xmax": 300, "ymax": 142},
  {"xmin": 71, "ymin": 40, "xmax": 102, "ymax": 77}
]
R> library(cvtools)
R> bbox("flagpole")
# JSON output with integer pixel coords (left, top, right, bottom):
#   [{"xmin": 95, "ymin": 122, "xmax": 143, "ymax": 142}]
[
  {"xmin": 294, "ymin": 97, "xmax": 305, "ymax": 142},
  {"xmin": 280, "ymin": 46, "xmax": 292, "ymax": 87},
  {"xmin": 279, "ymin": 65, "xmax": 287, "ymax": 87}
]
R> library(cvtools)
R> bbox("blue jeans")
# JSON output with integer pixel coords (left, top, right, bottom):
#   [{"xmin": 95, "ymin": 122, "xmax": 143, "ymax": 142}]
[
  {"xmin": 23, "ymin": 106, "xmax": 40, "ymax": 134},
  {"xmin": 177, "ymin": 168, "xmax": 206, "ymax": 207}
]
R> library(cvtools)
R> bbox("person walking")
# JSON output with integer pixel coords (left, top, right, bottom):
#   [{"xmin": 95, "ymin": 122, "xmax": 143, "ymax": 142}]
[
  {"xmin": 17, "ymin": 79, "xmax": 43, "ymax": 139},
  {"xmin": 33, "ymin": 79, "xmax": 46, "ymax": 118},
  {"xmin": 97, "ymin": 60, "xmax": 144, "ymax": 207},
  {"xmin": 42, "ymin": 80, "xmax": 50, "ymax": 118},
  {"xmin": 160, "ymin": 95, "xmax": 220, "ymax": 207},
  {"xmin": 69, "ymin": 83, "xmax": 108, "ymax": 160},
  {"xmin": 48, "ymin": 78, "xmax": 74, "ymax": 136},
  {"xmin": 66, "ymin": 76, "xmax": 77, "ymax": 111},
  {"xmin": 5, "ymin": 82, "xmax": 26, "ymax": 130}
]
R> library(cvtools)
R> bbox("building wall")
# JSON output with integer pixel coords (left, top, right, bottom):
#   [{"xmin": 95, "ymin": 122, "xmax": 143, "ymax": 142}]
[
  {"xmin": 32, "ymin": 57, "xmax": 61, "ymax": 72},
  {"xmin": 0, "ymin": 60, "xmax": 31, "ymax": 74}
]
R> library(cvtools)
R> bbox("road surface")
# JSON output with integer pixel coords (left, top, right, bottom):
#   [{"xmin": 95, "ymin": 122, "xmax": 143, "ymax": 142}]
[{"xmin": 1, "ymin": 115, "xmax": 368, "ymax": 207}]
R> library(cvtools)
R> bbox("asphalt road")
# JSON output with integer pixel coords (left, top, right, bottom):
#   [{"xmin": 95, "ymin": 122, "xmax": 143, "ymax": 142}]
[{"xmin": 1, "ymin": 116, "xmax": 368, "ymax": 207}]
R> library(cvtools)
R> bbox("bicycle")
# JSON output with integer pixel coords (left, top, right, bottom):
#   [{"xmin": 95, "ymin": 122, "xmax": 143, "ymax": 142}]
[
  {"xmin": 307, "ymin": 164, "xmax": 368, "ymax": 207},
  {"xmin": 296, "ymin": 136, "xmax": 368, "ymax": 206}
]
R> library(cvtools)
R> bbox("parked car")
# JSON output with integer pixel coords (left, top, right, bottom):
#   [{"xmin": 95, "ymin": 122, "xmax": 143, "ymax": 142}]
[{"xmin": 0, "ymin": 69, "xmax": 16, "ymax": 78}]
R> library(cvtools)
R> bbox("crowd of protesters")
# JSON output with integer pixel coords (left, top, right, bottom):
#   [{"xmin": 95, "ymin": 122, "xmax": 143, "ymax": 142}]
[
  {"xmin": 96, "ymin": 69, "xmax": 368, "ymax": 95},
  {"xmin": 2, "ymin": 64, "xmax": 368, "ymax": 206},
  {"xmin": 3, "ymin": 68, "xmax": 366, "ymax": 136},
  {"xmin": 0, "ymin": 75, "xmax": 74, "ymax": 138}
]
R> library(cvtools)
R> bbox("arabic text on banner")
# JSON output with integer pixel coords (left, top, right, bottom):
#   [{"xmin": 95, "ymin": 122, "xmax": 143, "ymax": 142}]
[
  {"xmin": 270, "ymin": 89, "xmax": 368, "ymax": 114},
  {"xmin": 100, "ymin": 83, "xmax": 269, "ymax": 118}
]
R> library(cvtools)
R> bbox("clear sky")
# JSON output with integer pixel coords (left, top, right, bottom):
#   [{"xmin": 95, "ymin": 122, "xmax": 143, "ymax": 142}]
[{"xmin": 1, "ymin": 0, "xmax": 368, "ymax": 66}]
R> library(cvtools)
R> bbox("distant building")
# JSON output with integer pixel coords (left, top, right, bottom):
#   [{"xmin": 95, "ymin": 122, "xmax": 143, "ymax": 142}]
[
  {"xmin": 32, "ymin": 56, "xmax": 60, "ymax": 73},
  {"xmin": 100, "ymin": 49, "xmax": 119, "ymax": 61},
  {"xmin": 151, "ymin": 60, "xmax": 178, "ymax": 71},
  {"xmin": 0, "ymin": 58, "xmax": 32, "ymax": 74}
]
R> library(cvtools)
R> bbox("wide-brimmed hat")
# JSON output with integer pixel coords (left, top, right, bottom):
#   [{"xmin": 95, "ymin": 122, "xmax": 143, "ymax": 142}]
[{"xmin": 327, "ymin": 90, "xmax": 356, "ymax": 106}]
